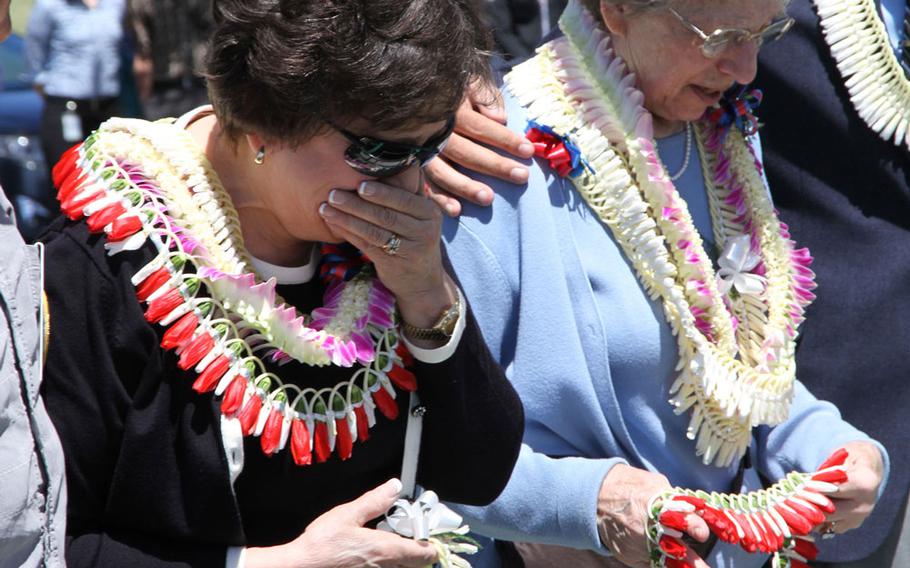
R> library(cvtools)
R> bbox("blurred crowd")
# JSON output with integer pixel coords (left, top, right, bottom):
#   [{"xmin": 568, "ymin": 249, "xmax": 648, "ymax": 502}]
[{"xmin": 0, "ymin": 0, "xmax": 214, "ymax": 239}]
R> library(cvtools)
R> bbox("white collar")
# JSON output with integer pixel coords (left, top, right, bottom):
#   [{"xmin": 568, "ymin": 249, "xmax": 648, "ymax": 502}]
[
  {"xmin": 250, "ymin": 246, "xmax": 320, "ymax": 285},
  {"xmin": 174, "ymin": 105, "xmax": 214, "ymax": 130}
]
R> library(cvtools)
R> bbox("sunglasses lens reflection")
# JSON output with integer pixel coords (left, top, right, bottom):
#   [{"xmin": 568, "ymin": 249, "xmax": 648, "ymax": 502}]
[
  {"xmin": 338, "ymin": 117, "xmax": 453, "ymax": 177},
  {"xmin": 344, "ymin": 147, "xmax": 415, "ymax": 177}
]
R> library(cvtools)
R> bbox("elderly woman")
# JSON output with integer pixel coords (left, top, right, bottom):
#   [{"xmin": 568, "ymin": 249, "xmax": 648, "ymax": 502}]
[
  {"xmin": 437, "ymin": 0, "xmax": 888, "ymax": 566},
  {"xmin": 40, "ymin": 0, "xmax": 523, "ymax": 566}
]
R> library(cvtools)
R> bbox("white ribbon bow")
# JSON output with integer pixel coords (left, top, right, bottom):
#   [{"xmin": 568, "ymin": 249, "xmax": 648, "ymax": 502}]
[
  {"xmin": 378, "ymin": 490, "xmax": 469, "ymax": 541},
  {"xmin": 716, "ymin": 234, "xmax": 766, "ymax": 297}
]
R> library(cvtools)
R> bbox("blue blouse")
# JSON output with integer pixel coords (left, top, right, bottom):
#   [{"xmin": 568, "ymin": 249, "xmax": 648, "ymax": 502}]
[{"xmin": 26, "ymin": 0, "xmax": 126, "ymax": 99}]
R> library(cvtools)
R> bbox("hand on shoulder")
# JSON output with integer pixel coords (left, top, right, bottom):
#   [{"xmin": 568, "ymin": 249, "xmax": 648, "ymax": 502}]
[{"xmin": 424, "ymin": 79, "xmax": 534, "ymax": 216}]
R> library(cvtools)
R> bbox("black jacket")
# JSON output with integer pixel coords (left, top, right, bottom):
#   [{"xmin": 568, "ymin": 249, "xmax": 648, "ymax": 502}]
[{"xmin": 41, "ymin": 218, "xmax": 524, "ymax": 567}]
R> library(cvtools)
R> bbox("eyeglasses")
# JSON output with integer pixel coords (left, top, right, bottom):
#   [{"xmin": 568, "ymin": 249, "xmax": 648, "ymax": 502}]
[
  {"xmin": 330, "ymin": 117, "xmax": 456, "ymax": 178},
  {"xmin": 667, "ymin": 7, "xmax": 795, "ymax": 59}
]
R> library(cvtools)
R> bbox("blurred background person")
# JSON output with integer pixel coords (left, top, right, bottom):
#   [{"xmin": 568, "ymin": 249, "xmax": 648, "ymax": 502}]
[
  {"xmin": 0, "ymin": 0, "xmax": 52, "ymax": 240},
  {"xmin": 128, "ymin": 0, "xmax": 212, "ymax": 120},
  {"xmin": 26, "ymin": 0, "xmax": 125, "ymax": 175},
  {"xmin": 484, "ymin": 0, "xmax": 566, "ymax": 69}
]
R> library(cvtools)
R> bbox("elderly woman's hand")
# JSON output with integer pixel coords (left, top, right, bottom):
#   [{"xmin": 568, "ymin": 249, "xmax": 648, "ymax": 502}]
[
  {"xmin": 245, "ymin": 479, "xmax": 438, "ymax": 568},
  {"xmin": 818, "ymin": 441, "xmax": 885, "ymax": 537},
  {"xmin": 597, "ymin": 464, "xmax": 710, "ymax": 568},
  {"xmin": 424, "ymin": 79, "xmax": 534, "ymax": 217},
  {"xmin": 319, "ymin": 168, "xmax": 457, "ymax": 341}
]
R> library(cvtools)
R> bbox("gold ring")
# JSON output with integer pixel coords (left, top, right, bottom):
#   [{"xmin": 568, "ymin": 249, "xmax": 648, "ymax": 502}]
[{"xmin": 382, "ymin": 234, "xmax": 401, "ymax": 256}]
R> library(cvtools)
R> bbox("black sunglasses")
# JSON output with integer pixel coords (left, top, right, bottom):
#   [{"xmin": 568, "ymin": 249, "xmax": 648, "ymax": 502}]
[{"xmin": 331, "ymin": 117, "xmax": 456, "ymax": 177}]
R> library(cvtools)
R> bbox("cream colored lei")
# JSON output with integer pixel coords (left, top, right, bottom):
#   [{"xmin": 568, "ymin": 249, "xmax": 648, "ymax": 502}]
[
  {"xmin": 813, "ymin": 0, "xmax": 910, "ymax": 150},
  {"xmin": 506, "ymin": 0, "xmax": 816, "ymax": 467}
]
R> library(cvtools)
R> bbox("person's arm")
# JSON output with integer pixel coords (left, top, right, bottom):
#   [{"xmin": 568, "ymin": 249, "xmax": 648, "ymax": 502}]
[
  {"xmin": 755, "ymin": 381, "xmax": 889, "ymax": 534},
  {"xmin": 126, "ymin": 0, "xmax": 154, "ymax": 99},
  {"xmin": 316, "ymin": 165, "xmax": 524, "ymax": 507},
  {"xmin": 25, "ymin": 0, "xmax": 53, "ymax": 91},
  {"xmin": 439, "ymin": 204, "xmax": 614, "ymax": 550},
  {"xmin": 755, "ymin": 381, "xmax": 888, "ymax": 484},
  {"xmin": 410, "ymin": 297, "xmax": 525, "ymax": 506},
  {"xmin": 458, "ymin": 444, "xmax": 623, "ymax": 551},
  {"xmin": 439, "ymin": 197, "xmax": 709, "ymax": 563}
]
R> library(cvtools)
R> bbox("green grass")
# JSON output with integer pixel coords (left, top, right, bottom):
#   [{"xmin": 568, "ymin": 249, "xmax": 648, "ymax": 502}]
[{"xmin": 10, "ymin": 0, "xmax": 35, "ymax": 36}]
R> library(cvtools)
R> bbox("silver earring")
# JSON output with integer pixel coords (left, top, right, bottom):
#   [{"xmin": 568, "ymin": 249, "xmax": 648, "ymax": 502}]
[{"xmin": 254, "ymin": 146, "xmax": 266, "ymax": 165}]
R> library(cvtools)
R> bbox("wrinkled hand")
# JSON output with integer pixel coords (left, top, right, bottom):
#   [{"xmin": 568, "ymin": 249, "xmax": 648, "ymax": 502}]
[
  {"xmin": 597, "ymin": 464, "xmax": 710, "ymax": 568},
  {"xmin": 424, "ymin": 79, "xmax": 534, "ymax": 217},
  {"xmin": 245, "ymin": 479, "xmax": 438, "ymax": 568},
  {"xmin": 819, "ymin": 441, "xmax": 885, "ymax": 536},
  {"xmin": 318, "ymin": 167, "xmax": 456, "ymax": 336}
]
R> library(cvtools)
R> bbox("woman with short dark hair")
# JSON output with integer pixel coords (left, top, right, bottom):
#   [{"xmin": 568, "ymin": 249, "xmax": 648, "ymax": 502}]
[{"xmin": 40, "ymin": 1, "xmax": 523, "ymax": 566}]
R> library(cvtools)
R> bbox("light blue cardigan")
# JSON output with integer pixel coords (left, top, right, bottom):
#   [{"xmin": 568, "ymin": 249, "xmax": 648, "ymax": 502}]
[{"xmin": 441, "ymin": 91, "xmax": 889, "ymax": 568}]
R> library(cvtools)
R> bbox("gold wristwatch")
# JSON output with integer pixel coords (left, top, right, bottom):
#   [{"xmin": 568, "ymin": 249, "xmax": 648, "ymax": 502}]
[{"xmin": 401, "ymin": 294, "xmax": 461, "ymax": 342}]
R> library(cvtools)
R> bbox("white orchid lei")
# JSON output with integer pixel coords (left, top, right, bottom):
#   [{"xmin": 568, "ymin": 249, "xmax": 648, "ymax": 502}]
[
  {"xmin": 506, "ymin": 0, "xmax": 817, "ymax": 467},
  {"xmin": 52, "ymin": 118, "xmax": 419, "ymax": 466},
  {"xmin": 812, "ymin": 0, "xmax": 910, "ymax": 150}
]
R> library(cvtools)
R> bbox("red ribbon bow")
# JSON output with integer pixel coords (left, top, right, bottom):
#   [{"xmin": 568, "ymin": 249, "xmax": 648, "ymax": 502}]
[{"xmin": 527, "ymin": 128, "xmax": 576, "ymax": 178}]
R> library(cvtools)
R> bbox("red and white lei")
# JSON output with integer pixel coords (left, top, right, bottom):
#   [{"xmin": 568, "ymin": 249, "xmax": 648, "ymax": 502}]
[
  {"xmin": 505, "ymin": 0, "xmax": 817, "ymax": 467},
  {"xmin": 648, "ymin": 449, "xmax": 851, "ymax": 567},
  {"xmin": 51, "ymin": 118, "xmax": 418, "ymax": 466}
]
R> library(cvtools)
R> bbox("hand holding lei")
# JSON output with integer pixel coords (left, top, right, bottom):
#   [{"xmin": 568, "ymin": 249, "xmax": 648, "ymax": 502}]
[
  {"xmin": 379, "ymin": 490, "xmax": 479, "ymax": 568},
  {"xmin": 647, "ymin": 449, "xmax": 851, "ymax": 567}
]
